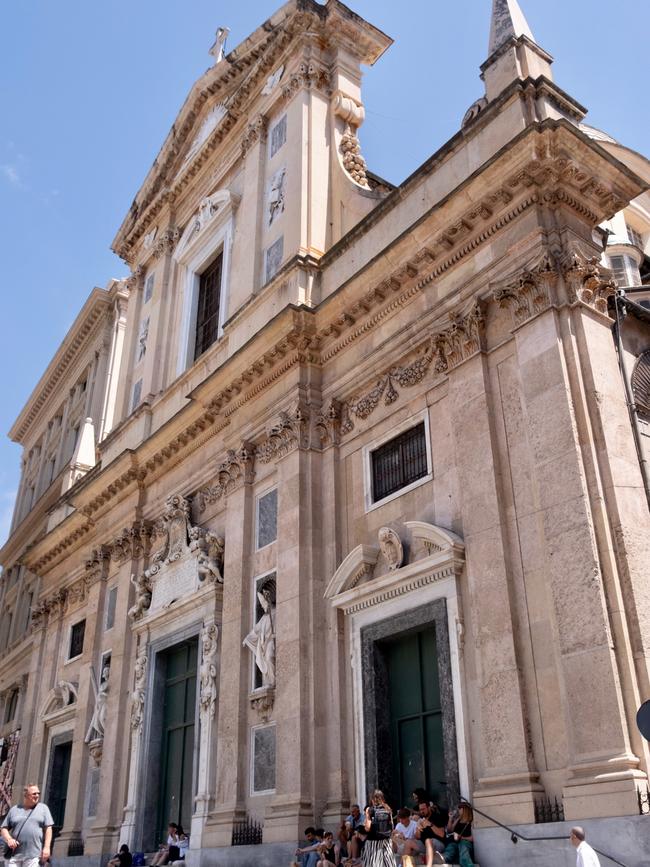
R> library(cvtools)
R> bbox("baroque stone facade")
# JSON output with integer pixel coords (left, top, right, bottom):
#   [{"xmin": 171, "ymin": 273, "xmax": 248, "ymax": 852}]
[{"xmin": 1, "ymin": 2, "xmax": 650, "ymax": 866}]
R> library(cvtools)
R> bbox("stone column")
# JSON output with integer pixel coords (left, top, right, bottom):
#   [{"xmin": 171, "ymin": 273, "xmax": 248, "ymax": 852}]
[
  {"xmin": 442, "ymin": 305, "xmax": 542, "ymax": 824},
  {"xmin": 203, "ymin": 447, "xmax": 255, "ymax": 847}
]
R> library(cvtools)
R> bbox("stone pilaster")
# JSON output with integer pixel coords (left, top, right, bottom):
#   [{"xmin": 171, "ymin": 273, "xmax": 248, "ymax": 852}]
[
  {"xmin": 448, "ymin": 349, "xmax": 542, "ymax": 824},
  {"xmin": 264, "ymin": 441, "xmax": 315, "ymax": 841},
  {"xmin": 203, "ymin": 455, "xmax": 255, "ymax": 847}
]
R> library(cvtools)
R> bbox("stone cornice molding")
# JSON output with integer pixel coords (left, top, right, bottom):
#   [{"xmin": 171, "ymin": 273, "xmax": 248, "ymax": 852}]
[
  {"xmin": 9, "ymin": 288, "xmax": 114, "ymax": 445},
  {"xmin": 325, "ymin": 522, "xmax": 465, "ymax": 615}
]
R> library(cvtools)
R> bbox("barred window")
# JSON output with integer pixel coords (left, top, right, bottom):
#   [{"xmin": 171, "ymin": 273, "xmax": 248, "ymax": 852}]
[
  {"xmin": 194, "ymin": 253, "xmax": 223, "ymax": 359},
  {"xmin": 371, "ymin": 422, "xmax": 428, "ymax": 503},
  {"xmin": 69, "ymin": 619, "xmax": 86, "ymax": 659}
]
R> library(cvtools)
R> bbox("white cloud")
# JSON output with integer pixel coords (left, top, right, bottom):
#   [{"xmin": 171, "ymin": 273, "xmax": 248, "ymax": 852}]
[
  {"xmin": 1, "ymin": 164, "xmax": 21, "ymax": 187},
  {"xmin": 0, "ymin": 489, "xmax": 17, "ymax": 548}
]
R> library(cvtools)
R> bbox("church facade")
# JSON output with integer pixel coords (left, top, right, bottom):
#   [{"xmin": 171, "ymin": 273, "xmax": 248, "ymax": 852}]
[{"xmin": 2, "ymin": 1, "xmax": 650, "ymax": 865}]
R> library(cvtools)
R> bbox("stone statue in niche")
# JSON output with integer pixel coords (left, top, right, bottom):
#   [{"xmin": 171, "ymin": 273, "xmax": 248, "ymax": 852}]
[
  {"xmin": 137, "ymin": 317, "xmax": 149, "ymax": 362},
  {"xmin": 199, "ymin": 624, "xmax": 219, "ymax": 719},
  {"xmin": 55, "ymin": 680, "xmax": 78, "ymax": 707},
  {"xmin": 268, "ymin": 168, "xmax": 286, "ymax": 226},
  {"xmin": 243, "ymin": 587, "xmax": 276, "ymax": 688},
  {"xmin": 128, "ymin": 571, "xmax": 152, "ymax": 621},
  {"xmin": 378, "ymin": 526, "xmax": 404, "ymax": 571},
  {"xmin": 85, "ymin": 663, "xmax": 110, "ymax": 743},
  {"xmin": 130, "ymin": 650, "xmax": 147, "ymax": 731}
]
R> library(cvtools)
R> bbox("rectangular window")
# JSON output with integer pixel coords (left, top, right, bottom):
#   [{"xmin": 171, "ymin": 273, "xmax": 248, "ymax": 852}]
[
  {"xmin": 371, "ymin": 422, "xmax": 429, "ymax": 503},
  {"xmin": 256, "ymin": 488, "xmax": 278, "ymax": 549},
  {"xmin": 23, "ymin": 591, "xmax": 33, "ymax": 633},
  {"xmin": 4, "ymin": 688, "xmax": 19, "ymax": 724},
  {"xmin": 265, "ymin": 237, "xmax": 284, "ymax": 282},
  {"xmin": 105, "ymin": 587, "xmax": 117, "ymax": 631},
  {"xmin": 270, "ymin": 115, "xmax": 287, "ymax": 158},
  {"xmin": 194, "ymin": 253, "xmax": 223, "ymax": 360},
  {"xmin": 131, "ymin": 379, "xmax": 143, "ymax": 411},
  {"xmin": 144, "ymin": 272, "xmax": 155, "ymax": 303},
  {"xmin": 69, "ymin": 619, "xmax": 86, "ymax": 659},
  {"xmin": 251, "ymin": 724, "xmax": 276, "ymax": 794},
  {"xmin": 627, "ymin": 225, "xmax": 644, "ymax": 249}
]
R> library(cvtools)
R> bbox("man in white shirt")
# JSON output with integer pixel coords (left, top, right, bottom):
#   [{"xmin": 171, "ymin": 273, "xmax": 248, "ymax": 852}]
[{"xmin": 570, "ymin": 826, "xmax": 601, "ymax": 867}]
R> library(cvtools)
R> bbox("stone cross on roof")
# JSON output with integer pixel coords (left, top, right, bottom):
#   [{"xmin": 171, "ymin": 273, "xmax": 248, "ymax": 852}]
[
  {"xmin": 209, "ymin": 26, "xmax": 230, "ymax": 64},
  {"xmin": 488, "ymin": 0, "xmax": 535, "ymax": 55}
]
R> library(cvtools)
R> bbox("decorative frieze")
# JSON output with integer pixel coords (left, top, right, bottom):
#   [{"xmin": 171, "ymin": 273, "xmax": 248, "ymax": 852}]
[
  {"xmin": 340, "ymin": 303, "xmax": 484, "ymax": 434},
  {"xmin": 562, "ymin": 251, "xmax": 616, "ymax": 315},
  {"xmin": 85, "ymin": 545, "xmax": 112, "ymax": 583},
  {"xmin": 493, "ymin": 255, "xmax": 558, "ymax": 326}
]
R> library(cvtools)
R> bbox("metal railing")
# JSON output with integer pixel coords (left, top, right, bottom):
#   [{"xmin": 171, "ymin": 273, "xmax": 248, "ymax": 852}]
[
  {"xmin": 231, "ymin": 817, "xmax": 263, "ymax": 846},
  {"xmin": 461, "ymin": 796, "xmax": 629, "ymax": 867}
]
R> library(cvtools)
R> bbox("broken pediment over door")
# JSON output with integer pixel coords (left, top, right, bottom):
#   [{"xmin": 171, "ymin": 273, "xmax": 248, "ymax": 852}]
[{"xmin": 324, "ymin": 521, "xmax": 465, "ymax": 611}]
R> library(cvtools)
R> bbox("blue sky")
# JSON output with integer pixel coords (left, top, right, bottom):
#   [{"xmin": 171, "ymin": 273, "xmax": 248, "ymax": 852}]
[{"xmin": 0, "ymin": 0, "xmax": 647, "ymax": 545}]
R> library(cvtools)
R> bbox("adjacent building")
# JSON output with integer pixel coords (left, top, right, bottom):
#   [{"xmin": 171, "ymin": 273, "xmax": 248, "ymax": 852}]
[{"xmin": 1, "ymin": 1, "xmax": 650, "ymax": 864}]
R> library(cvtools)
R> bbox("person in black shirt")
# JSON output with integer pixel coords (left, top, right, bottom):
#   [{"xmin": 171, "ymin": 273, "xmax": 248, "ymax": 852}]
[
  {"xmin": 107, "ymin": 844, "xmax": 132, "ymax": 867},
  {"xmin": 362, "ymin": 790, "xmax": 393, "ymax": 867},
  {"xmin": 440, "ymin": 803, "xmax": 474, "ymax": 866}
]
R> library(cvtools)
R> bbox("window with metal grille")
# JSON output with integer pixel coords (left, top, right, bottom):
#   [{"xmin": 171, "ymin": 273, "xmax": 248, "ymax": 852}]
[
  {"xmin": 194, "ymin": 253, "xmax": 223, "ymax": 359},
  {"xmin": 69, "ymin": 619, "xmax": 85, "ymax": 659},
  {"xmin": 371, "ymin": 422, "xmax": 428, "ymax": 503}
]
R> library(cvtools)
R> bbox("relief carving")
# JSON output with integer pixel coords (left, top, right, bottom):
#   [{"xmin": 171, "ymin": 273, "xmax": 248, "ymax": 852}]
[
  {"xmin": 128, "ymin": 494, "xmax": 224, "ymax": 621},
  {"xmin": 268, "ymin": 167, "xmax": 286, "ymax": 225},
  {"xmin": 562, "ymin": 251, "xmax": 616, "ymax": 315},
  {"xmin": 199, "ymin": 624, "xmax": 219, "ymax": 720},
  {"xmin": 243, "ymin": 586, "xmax": 276, "ymax": 689},
  {"xmin": 255, "ymin": 405, "xmax": 310, "ymax": 463},
  {"xmin": 493, "ymin": 255, "xmax": 558, "ymax": 327},
  {"xmin": 130, "ymin": 650, "xmax": 147, "ymax": 731},
  {"xmin": 378, "ymin": 527, "xmax": 404, "ymax": 572}
]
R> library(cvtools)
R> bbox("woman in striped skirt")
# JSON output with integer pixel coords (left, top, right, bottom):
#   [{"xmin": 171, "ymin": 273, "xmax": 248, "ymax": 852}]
[{"xmin": 362, "ymin": 790, "xmax": 394, "ymax": 867}]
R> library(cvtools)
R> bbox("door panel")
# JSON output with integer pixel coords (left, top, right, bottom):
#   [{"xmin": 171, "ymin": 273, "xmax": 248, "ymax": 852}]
[
  {"xmin": 385, "ymin": 628, "xmax": 445, "ymax": 808},
  {"xmin": 157, "ymin": 640, "xmax": 197, "ymax": 840},
  {"xmin": 47, "ymin": 741, "xmax": 72, "ymax": 834}
]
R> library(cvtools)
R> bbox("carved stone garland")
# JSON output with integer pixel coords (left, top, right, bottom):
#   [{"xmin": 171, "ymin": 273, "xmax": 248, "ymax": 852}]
[{"xmin": 340, "ymin": 302, "xmax": 485, "ymax": 434}]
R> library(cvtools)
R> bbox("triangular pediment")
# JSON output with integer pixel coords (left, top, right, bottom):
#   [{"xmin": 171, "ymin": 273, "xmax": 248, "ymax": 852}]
[{"xmin": 112, "ymin": 0, "xmax": 392, "ymax": 262}]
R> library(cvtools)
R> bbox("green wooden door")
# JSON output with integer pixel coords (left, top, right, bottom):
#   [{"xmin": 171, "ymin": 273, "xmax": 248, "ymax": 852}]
[
  {"xmin": 47, "ymin": 740, "xmax": 72, "ymax": 835},
  {"xmin": 385, "ymin": 628, "xmax": 446, "ymax": 808},
  {"xmin": 157, "ymin": 640, "xmax": 198, "ymax": 840}
]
